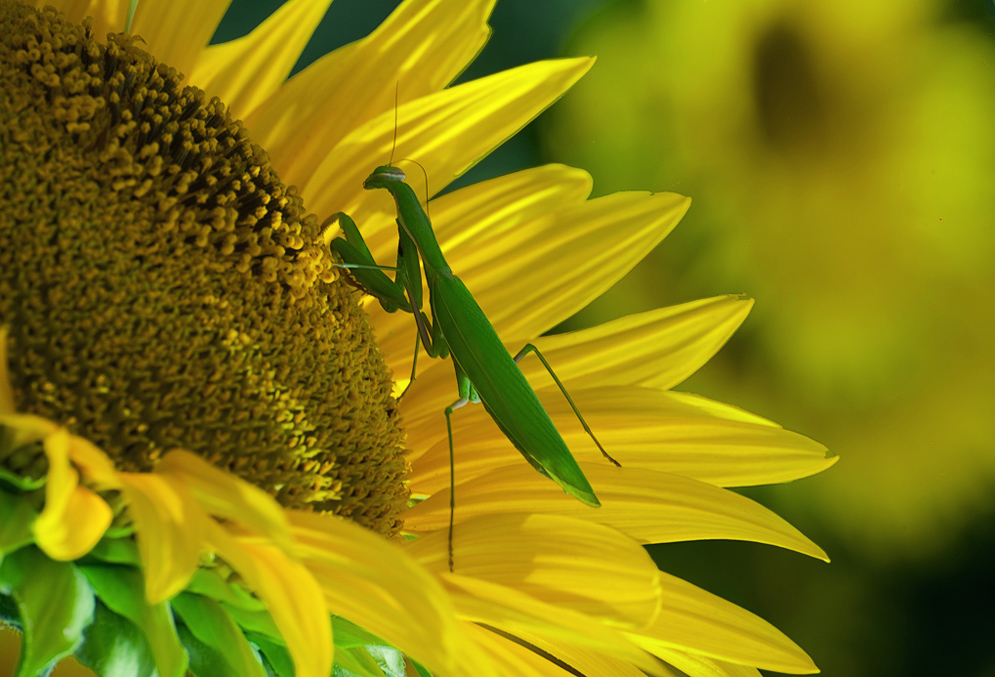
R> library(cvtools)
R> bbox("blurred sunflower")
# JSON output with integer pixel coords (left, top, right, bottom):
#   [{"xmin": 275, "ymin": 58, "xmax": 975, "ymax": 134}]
[
  {"xmin": 0, "ymin": 1, "xmax": 836, "ymax": 676},
  {"xmin": 548, "ymin": 0, "xmax": 995, "ymax": 560}
]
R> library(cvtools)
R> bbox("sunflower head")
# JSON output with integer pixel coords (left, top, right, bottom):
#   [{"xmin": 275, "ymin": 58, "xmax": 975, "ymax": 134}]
[{"xmin": 0, "ymin": 0, "xmax": 409, "ymax": 535}]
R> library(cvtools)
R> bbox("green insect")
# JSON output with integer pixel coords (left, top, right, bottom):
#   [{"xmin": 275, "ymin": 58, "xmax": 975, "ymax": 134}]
[{"xmin": 327, "ymin": 163, "xmax": 619, "ymax": 569}]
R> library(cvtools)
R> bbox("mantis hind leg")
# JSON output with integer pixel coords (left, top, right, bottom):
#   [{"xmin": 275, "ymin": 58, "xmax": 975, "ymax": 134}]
[
  {"xmin": 513, "ymin": 344, "xmax": 621, "ymax": 467},
  {"xmin": 444, "ymin": 394, "xmax": 471, "ymax": 572}
]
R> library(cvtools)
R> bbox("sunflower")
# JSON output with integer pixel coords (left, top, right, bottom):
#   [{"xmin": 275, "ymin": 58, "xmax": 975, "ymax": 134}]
[{"xmin": 0, "ymin": 1, "xmax": 837, "ymax": 676}]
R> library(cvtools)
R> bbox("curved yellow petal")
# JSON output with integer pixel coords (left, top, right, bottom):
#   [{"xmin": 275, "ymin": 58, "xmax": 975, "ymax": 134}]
[
  {"xmin": 526, "ymin": 296, "xmax": 753, "ymax": 390},
  {"xmin": 403, "ymin": 464, "xmax": 828, "ymax": 561},
  {"xmin": 495, "ymin": 628, "xmax": 682, "ymax": 677},
  {"xmin": 406, "ymin": 386, "xmax": 834, "ymax": 493},
  {"xmin": 247, "ymin": 0, "xmax": 495, "ymax": 187},
  {"xmin": 626, "ymin": 571, "xmax": 818, "ymax": 674},
  {"xmin": 130, "ymin": 0, "xmax": 231, "ymax": 79},
  {"xmin": 287, "ymin": 511, "xmax": 491, "ymax": 677},
  {"xmin": 301, "ymin": 57, "xmax": 593, "ymax": 221},
  {"xmin": 66, "ymin": 435, "xmax": 121, "ymax": 490},
  {"xmin": 118, "ymin": 472, "xmax": 208, "ymax": 603},
  {"xmin": 441, "ymin": 573, "xmax": 660, "ymax": 672},
  {"xmin": 207, "ymin": 521, "xmax": 332, "ymax": 677},
  {"xmin": 156, "ymin": 449, "xmax": 291, "ymax": 548},
  {"xmin": 32, "ymin": 428, "xmax": 112, "ymax": 560},
  {"xmin": 187, "ymin": 0, "xmax": 333, "ymax": 120},
  {"xmin": 405, "ymin": 513, "xmax": 661, "ymax": 629},
  {"xmin": 647, "ymin": 649, "xmax": 763, "ymax": 677},
  {"xmin": 464, "ymin": 623, "xmax": 673, "ymax": 677}
]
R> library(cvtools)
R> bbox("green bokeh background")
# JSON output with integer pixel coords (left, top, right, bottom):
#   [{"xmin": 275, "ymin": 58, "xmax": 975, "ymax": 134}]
[{"xmin": 5, "ymin": 1, "xmax": 993, "ymax": 675}]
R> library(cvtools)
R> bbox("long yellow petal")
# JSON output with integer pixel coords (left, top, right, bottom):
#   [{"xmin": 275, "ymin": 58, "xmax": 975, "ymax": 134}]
[
  {"xmin": 404, "ymin": 513, "xmax": 661, "ymax": 629},
  {"xmin": 156, "ymin": 449, "xmax": 291, "ymax": 549},
  {"xmin": 288, "ymin": 511, "xmax": 491, "ymax": 677},
  {"xmin": 130, "ymin": 0, "xmax": 232, "ymax": 79},
  {"xmin": 187, "ymin": 0, "xmax": 333, "ymax": 120},
  {"xmin": 626, "ymin": 571, "xmax": 818, "ymax": 674},
  {"xmin": 207, "ymin": 521, "xmax": 332, "ymax": 677},
  {"xmin": 32, "ymin": 428, "xmax": 112, "ymax": 560},
  {"xmin": 406, "ymin": 386, "xmax": 835, "ymax": 491},
  {"xmin": 440, "ymin": 574, "xmax": 661, "ymax": 673},
  {"xmin": 524, "ymin": 296, "xmax": 753, "ymax": 390},
  {"xmin": 464, "ymin": 623, "xmax": 676, "ymax": 677},
  {"xmin": 403, "ymin": 464, "xmax": 828, "ymax": 561},
  {"xmin": 646, "ymin": 649, "xmax": 763, "ymax": 677},
  {"xmin": 246, "ymin": 0, "xmax": 495, "ymax": 186},
  {"xmin": 300, "ymin": 58, "xmax": 593, "ymax": 221},
  {"xmin": 117, "ymin": 472, "xmax": 208, "ymax": 603},
  {"xmin": 501, "ymin": 629, "xmax": 683, "ymax": 677}
]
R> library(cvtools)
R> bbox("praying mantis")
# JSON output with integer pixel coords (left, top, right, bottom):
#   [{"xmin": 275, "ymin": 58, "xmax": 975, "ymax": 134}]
[{"xmin": 327, "ymin": 159, "xmax": 619, "ymax": 569}]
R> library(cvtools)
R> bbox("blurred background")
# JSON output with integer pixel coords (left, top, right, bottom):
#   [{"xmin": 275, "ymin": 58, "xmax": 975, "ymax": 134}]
[{"xmin": 5, "ymin": 0, "xmax": 993, "ymax": 675}]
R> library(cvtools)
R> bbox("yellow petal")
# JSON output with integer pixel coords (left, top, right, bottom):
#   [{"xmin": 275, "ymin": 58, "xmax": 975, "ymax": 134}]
[
  {"xmin": 300, "ymin": 57, "xmax": 593, "ymax": 221},
  {"xmin": 525, "ymin": 296, "xmax": 753, "ymax": 390},
  {"xmin": 117, "ymin": 472, "xmax": 208, "ymax": 603},
  {"xmin": 441, "ymin": 573, "xmax": 660, "ymax": 672},
  {"xmin": 130, "ymin": 0, "xmax": 231, "ymax": 80},
  {"xmin": 187, "ymin": 0, "xmax": 333, "ymax": 120},
  {"xmin": 626, "ymin": 571, "xmax": 818, "ymax": 674},
  {"xmin": 66, "ymin": 435, "xmax": 121, "ymax": 490},
  {"xmin": 32, "ymin": 428, "xmax": 112, "ymax": 560},
  {"xmin": 156, "ymin": 449, "xmax": 291, "ymax": 548},
  {"xmin": 0, "ymin": 414, "xmax": 59, "ymax": 448},
  {"xmin": 406, "ymin": 386, "xmax": 835, "ymax": 494},
  {"xmin": 494, "ymin": 628, "xmax": 682, "ymax": 677},
  {"xmin": 207, "ymin": 521, "xmax": 332, "ymax": 677},
  {"xmin": 404, "ymin": 513, "xmax": 661, "ymax": 629},
  {"xmin": 246, "ymin": 0, "xmax": 495, "ymax": 187},
  {"xmin": 288, "ymin": 511, "xmax": 490, "ymax": 677},
  {"xmin": 403, "ymin": 464, "xmax": 828, "ymax": 561},
  {"xmin": 646, "ymin": 649, "xmax": 764, "ymax": 677},
  {"xmin": 444, "ymin": 193, "xmax": 689, "ymax": 343}
]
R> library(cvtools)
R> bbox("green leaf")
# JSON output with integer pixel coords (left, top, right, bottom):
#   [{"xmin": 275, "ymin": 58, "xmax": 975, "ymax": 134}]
[
  {"xmin": 78, "ymin": 563, "xmax": 188, "ymax": 677},
  {"xmin": 365, "ymin": 645, "xmax": 407, "ymax": 677},
  {"xmin": 246, "ymin": 632, "xmax": 295, "ymax": 677},
  {"xmin": 221, "ymin": 602, "xmax": 283, "ymax": 641},
  {"xmin": 76, "ymin": 600, "xmax": 157, "ymax": 677},
  {"xmin": 83, "ymin": 538, "xmax": 141, "ymax": 566},
  {"xmin": 0, "ymin": 466, "xmax": 45, "ymax": 492},
  {"xmin": 410, "ymin": 659, "xmax": 433, "ymax": 677},
  {"xmin": 332, "ymin": 647, "xmax": 388, "ymax": 677},
  {"xmin": 185, "ymin": 567, "xmax": 266, "ymax": 611},
  {"xmin": 0, "ymin": 490, "xmax": 37, "ymax": 555},
  {"xmin": 0, "ymin": 547, "xmax": 95, "ymax": 677},
  {"xmin": 171, "ymin": 592, "xmax": 265, "ymax": 677},
  {"xmin": 331, "ymin": 616, "xmax": 389, "ymax": 649},
  {"xmin": 0, "ymin": 591, "xmax": 20, "ymax": 625}
]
